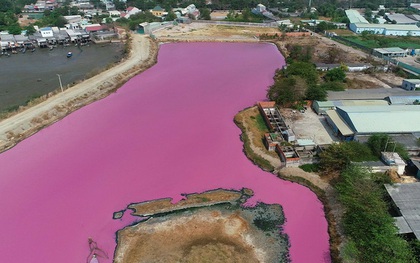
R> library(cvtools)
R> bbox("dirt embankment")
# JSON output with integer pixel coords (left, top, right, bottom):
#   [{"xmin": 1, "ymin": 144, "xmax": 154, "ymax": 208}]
[{"xmin": 0, "ymin": 34, "xmax": 159, "ymax": 153}]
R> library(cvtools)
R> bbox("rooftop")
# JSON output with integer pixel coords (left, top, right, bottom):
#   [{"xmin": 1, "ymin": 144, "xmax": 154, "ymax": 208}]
[
  {"xmin": 386, "ymin": 13, "xmax": 418, "ymax": 24},
  {"xmin": 352, "ymin": 23, "xmax": 420, "ymax": 31},
  {"xmin": 404, "ymin": 79, "xmax": 420, "ymax": 84},
  {"xmin": 345, "ymin": 9, "xmax": 369, "ymax": 24},
  {"xmin": 258, "ymin": 101, "xmax": 276, "ymax": 109},
  {"xmin": 374, "ymin": 47, "xmax": 407, "ymax": 54},
  {"xmin": 386, "ymin": 96, "xmax": 420, "ymax": 105},
  {"xmin": 385, "ymin": 182, "xmax": 420, "ymax": 240},
  {"xmin": 326, "ymin": 110, "xmax": 354, "ymax": 136},
  {"xmin": 337, "ymin": 105, "xmax": 420, "ymax": 134}
]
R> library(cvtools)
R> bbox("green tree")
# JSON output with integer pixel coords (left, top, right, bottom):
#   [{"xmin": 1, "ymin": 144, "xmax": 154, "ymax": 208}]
[
  {"xmin": 336, "ymin": 165, "xmax": 416, "ymax": 263},
  {"xmin": 285, "ymin": 62, "xmax": 318, "ymax": 84},
  {"xmin": 23, "ymin": 24, "xmax": 36, "ymax": 35},
  {"xmin": 324, "ymin": 67, "xmax": 346, "ymax": 82},
  {"xmin": 319, "ymin": 141, "xmax": 377, "ymax": 173},
  {"xmin": 367, "ymin": 134, "xmax": 409, "ymax": 160},
  {"xmin": 267, "ymin": 76, "xmax": 306, "ymax": 106},
  {"xmin": 286, "ymin": 44, "xmax": 312, "ymax": 63},
  {"xmin": 305, "ymin": 85, "xmax": 327, "ymax": 101},
  {"xmin": 199, "ymin": 8, "xmax": 211, "ymax": 20},
  {"xmin": 7, "ymin": 24, "xmax": 21, "ymax": 34},
  {"xmin": 165, "ymin": 11, "xmax": 177, "ymax": 21}
]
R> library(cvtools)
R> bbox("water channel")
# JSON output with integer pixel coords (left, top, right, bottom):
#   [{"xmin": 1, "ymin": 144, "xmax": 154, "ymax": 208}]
[
  {"xmin": 0, "ymin": 42, "xmax": 123, "ymax": 112},
  {"xmin": 0, "ymin": 42, "xmax": 330, "ymax": 262}
]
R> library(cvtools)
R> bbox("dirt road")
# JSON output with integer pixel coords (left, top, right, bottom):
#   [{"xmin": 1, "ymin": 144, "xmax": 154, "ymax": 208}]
[{"xmin": 0, "ymin": 34, "xmax": 156, "ymax": 152}]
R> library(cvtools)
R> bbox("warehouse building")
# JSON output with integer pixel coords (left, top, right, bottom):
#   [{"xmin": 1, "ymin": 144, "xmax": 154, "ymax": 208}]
[
  {"xmin": 312, "ymin": 99, "xmax": 389, "ymax": 115},
  {"xmin": 349, "ymin": 23, "xmax": 420, "ymax": 36},
  {"xmin": 325, "ymin": 105, "xmax": 420, "ymax": 141}
]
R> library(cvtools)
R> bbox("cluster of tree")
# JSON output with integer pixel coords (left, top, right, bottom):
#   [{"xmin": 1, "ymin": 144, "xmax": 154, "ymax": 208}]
[
  {"xmin": 225, "ymin": 9, "xmax": 264, "ymax": 23},
  {"xmin": 315, "ymin": 21, "xmax": 337, "ymax": 33},
  {"xmin": 267, "ymin": 59, "xmax": 327, "ymax": 105},
  {"xmin": 317, "ymin": 135, "xmax": 417, "ymax": 261},
  {"xmin": 267, "ymin": 44, "xmax": 350, "ymax": 105},
  {"xmin": 319, "ymin": 140, "xmax": 377, "ymax": 173},
  {"xmin": 319, "ymin": 134, "xmax": 409, "ymax": 174},
  {"xmin": 116, "ymin": 11, "xmax": 161, "ymax": 30},
  {"xmin": 335, "ymin": 165, "xmax": 416, "ymax": 263}
]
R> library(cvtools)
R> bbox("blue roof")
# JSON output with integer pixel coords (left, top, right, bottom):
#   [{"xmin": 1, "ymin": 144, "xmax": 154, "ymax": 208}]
[{"xmin": 40, "ymin": 27, "xmax": 52, "ymax": 31}]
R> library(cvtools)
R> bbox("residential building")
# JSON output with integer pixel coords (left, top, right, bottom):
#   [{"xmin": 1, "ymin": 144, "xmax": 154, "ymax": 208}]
[
  {"xmin": 40, "ymin": 27, "xmax": 54, "ymax": 38},
  {"xmin": 151, "ymin": 6, "xmax": 164, "ymax": 17},
  {"xmin": 122, "ymin": 7, "xmax": 141, "ymax": 19}
]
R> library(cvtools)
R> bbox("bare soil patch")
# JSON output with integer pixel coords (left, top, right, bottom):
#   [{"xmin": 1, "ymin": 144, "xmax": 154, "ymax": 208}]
[
  {"xmin": 114, "ymin": 189, "xmax": 289, "ymax": 263},
  {"xmin": 127, "ymin": 189, "xmax": 245, "ymax": 216}
]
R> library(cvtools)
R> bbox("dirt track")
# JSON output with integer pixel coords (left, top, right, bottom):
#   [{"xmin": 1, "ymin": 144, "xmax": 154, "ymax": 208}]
[{"xmin": 0, "ymin": 34, "xmax": 156, "ymax": 152}]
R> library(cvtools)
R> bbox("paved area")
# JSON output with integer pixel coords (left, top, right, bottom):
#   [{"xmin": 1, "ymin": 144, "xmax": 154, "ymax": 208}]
[{"xmin": 280, "ymin": 108, "xmax": 338, "ymax": 145}]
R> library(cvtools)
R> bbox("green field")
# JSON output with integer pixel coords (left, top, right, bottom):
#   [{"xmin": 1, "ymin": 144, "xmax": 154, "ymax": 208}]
[{"xmin": 342, "ymin": 35, "xmax": 420, "ymax": 49}]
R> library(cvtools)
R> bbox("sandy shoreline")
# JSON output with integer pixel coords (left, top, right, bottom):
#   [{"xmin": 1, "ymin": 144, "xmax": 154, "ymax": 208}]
[{"xmin": 0, "ymin": 34, "xmax": 158, "ymax": 153}]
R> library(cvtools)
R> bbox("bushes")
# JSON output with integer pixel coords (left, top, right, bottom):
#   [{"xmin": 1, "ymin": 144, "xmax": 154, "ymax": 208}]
[
  {"xmin": 319, "ymin": 141, "xmax": 378, "ymax": 173},
  {"xmin": 335, "ymin": 165, "xmax": 416, "ymax": 263}
]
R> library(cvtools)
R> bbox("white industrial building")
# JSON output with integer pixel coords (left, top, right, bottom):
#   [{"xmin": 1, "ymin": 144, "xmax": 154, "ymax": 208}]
[
  {"xmin": 349, "ymin": 23, "xmax": 420, "ymax": 36},
  {"xmin": 325, "ymin": 105, "xmax": 420, "ymax": 140}
]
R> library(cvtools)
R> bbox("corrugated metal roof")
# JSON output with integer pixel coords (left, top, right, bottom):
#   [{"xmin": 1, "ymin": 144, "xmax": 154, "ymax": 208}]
[
  {"xmin": 394, "ymin": 216, "xmax": 413, "ymax": 234},
  {"xmin": 340, "ymin": 100, "xmax": 389, "ymax": 106},
  {"xmin": 404, "ymin": 79, "xmax": 420, "ymax": 84},
  {"xmin": 338, "ymin": 105, "xmax": 420, "ymax": 134},
  {"xmin": 386, "ymin": 14, "xmax": 418, "ymax": 24},
  {"xmin": 386, "ymin": 183, "xmax": 420, "ymax": 240},
  {"xmin": 345, "ymin": 9, "xmax": 369, "ymax": 24},
  {"xmin": 374, "ymin": 47, "xmax": 407, "ymax": 54},
  {"xmin": 326, "ymin": 110, "xmax": 354, "ymax": 136},
  {"xmin": 316, "ymin": 100, "xmax": 388, "ymax": 108},
  {"xmin": 352, "ymin": 23, "xmax": 420, "ymax": 31}
]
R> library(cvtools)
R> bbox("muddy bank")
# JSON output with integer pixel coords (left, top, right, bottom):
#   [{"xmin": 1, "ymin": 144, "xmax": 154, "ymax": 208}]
[{"xmin": 114, "ymin": 189, "xmax": 289, "ymax": 263}]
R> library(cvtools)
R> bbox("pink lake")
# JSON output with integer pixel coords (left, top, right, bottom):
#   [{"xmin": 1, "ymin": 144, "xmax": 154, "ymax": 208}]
[{"xmin": 0, "ymin": 42, "xmax": 330, "ymax": 263}]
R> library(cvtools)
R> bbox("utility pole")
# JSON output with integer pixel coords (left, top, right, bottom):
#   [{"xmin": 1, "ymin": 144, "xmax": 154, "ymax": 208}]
[{"xmin": 57, "ymin": 74, "xmax": 64, "ymax": 92}]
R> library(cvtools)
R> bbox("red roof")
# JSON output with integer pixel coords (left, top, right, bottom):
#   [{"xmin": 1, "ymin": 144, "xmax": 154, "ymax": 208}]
[
  {"xmin": 258, "ymin": 101, "xmax": 276, "ymax": 108},
  {"xmin": 126, "ymin": 6, "xmax": 134, "ymax": 12},
  {"xmin": 85, "ymin": 25, "xmax": 104, "ymax": 32}
]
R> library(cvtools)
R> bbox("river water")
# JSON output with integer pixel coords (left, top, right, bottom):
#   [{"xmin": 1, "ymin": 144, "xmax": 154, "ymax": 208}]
[
  {"xmin": 0, "ymin": 43, "xmax": 123, "ymax": 112},
  {"xmin": 0, "ymin": 42, "xmax": 330, "ymax": 262}
]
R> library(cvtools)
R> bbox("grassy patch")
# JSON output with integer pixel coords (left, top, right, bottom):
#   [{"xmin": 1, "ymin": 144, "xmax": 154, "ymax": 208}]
[
  {"xmin": 254, "ymin": 114, "xmax": 268, "ymax": 132},
  {"xmin": 342, "ymin": 35, "xmax": 420, "ymax": 49},
  {"xmin": 299, "ymin": 163, "xmax": 320, "ymax": 173},
  {"xmin": 234, "ymin": 108, "xmax": 274, "ymax": 172}
]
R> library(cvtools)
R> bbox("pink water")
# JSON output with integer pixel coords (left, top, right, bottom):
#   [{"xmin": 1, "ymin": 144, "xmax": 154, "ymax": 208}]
[{"xmin": 0, "ymin": 42, "xmax": 330, "ymax": 263}]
